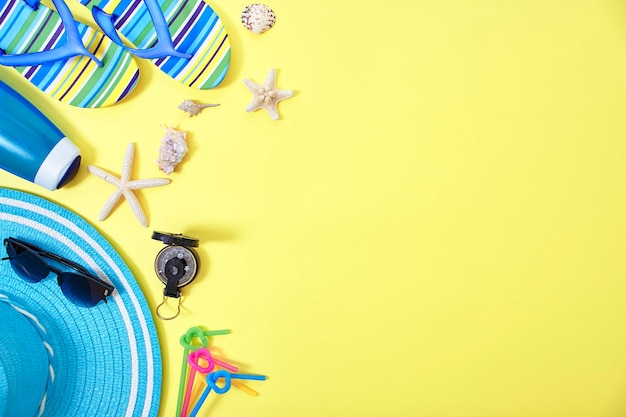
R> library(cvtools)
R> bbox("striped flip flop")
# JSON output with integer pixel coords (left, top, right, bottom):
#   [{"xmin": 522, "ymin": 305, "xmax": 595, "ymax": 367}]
[
  {"xmin": 79, "ymin": 0, "xmax": 230, "ymax": 90},
  {"xmin": 0, "ymin": 0, "xmax": 140, "ymax": 108}
]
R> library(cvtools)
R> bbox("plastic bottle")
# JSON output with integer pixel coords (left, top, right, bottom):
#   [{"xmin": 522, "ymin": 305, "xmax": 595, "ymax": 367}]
[{"xmin": 0, "ymin": 81, "xmax": 80, "ymax": 190}]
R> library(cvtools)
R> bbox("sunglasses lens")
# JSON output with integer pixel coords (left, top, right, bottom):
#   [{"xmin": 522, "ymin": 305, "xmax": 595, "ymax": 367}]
[
  {"xmin": 58, "ymin": 273, "xmax": 105, "ymax": 307},
  {"xmin": 5, "ymin": 241, "xmax": 49, "ymax": 283}
]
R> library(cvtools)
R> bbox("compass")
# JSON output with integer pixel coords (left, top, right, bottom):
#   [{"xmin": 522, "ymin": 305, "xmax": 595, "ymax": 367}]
[{"xmin": 152, "ymin": 231, "xmax": 200, "ymax": 319}]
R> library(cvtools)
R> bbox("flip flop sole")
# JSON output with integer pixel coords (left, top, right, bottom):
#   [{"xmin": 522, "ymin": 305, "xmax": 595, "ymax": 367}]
[
  {"xmin": 82, "ymin": 0, "xmax": 230, "ymax": 89},
  {"xmin": 0, "ymin": 0, "xmax": 140, "ymax": 107}
]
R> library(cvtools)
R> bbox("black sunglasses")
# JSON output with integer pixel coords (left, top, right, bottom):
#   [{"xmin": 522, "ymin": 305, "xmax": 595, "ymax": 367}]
[{"xmin": 2, "ymin": 237, "xmax": 115, "ymax": 307}]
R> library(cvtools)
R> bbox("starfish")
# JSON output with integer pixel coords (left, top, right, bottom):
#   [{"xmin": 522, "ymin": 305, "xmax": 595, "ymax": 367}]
[
  {"xmin": 243, "ymin": 68, "xmax": 293, "ymax": 120},
  {"xmin": 88, "ymin": 143, "xmax": 171, "ymax": 227}
]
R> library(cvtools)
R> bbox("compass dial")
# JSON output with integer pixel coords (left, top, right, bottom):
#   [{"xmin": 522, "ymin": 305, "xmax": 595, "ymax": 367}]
[{"xmin": 154, "ymin": 246, "xmax": 198, "ymax": 287}]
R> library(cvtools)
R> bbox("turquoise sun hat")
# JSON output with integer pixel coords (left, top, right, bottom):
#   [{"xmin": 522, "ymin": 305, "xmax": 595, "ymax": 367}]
[{"xmin": 0, "ymin": 187, "xmax": 161, "ymax": 417}]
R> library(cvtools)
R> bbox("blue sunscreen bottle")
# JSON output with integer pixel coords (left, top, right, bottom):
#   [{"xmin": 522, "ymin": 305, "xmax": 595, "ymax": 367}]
[{"xmin": 0, "ymin": 81, "xmax": 80, "ymax": 190}]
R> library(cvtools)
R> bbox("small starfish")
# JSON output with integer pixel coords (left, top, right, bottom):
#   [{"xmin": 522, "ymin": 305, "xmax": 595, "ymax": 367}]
[
  {"xmin": 88, "ymin": 143, "xmax": 171, "ymax": 227},
  {"xmin": 244, "ymin": 68, "xmax": 293, "ymax": 120}
]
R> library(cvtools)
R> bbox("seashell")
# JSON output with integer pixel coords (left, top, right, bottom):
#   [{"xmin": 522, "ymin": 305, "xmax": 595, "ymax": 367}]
[
  {"xmin": 177, "ymin": 99, "xmax": 219, "ymax": 117},
  {"xmin": 157, "ymin": 126, "xmax": 188, "ymax": 175},
  {"xmin": 241, "ymin": 4, "xmax": 276, "ymax": 34}
]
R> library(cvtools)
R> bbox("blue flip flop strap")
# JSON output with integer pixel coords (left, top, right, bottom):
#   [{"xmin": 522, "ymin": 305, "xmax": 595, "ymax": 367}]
[
  {"xmin": 24, "ymin": 0, "xmax": 39, "ymax": 9},
  {"xmin": 92, "ymin": 0, "xmax": 191, "ymax": 60},
  {"xmin": 0, "ymin": 0, "xmax": 103, "ymax": 67}
]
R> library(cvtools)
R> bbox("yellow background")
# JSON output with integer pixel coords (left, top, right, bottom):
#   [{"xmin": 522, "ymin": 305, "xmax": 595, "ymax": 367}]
[{"xmin": 2, "ymin": 0, "xmax": 626, "ymax": 415}]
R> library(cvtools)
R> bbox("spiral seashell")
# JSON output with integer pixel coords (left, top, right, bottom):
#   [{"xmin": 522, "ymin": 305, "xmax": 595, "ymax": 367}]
[
  {"xmin": 241, "ymin": 4, "xmax": 276, "ymax": 34},
  {"xmin": 157, "ymin": 127, "xmax": 188, "ymax": 175},
  {"xmin": 178, "ymin": 99, "xmax": 219, "ymax": 117}
]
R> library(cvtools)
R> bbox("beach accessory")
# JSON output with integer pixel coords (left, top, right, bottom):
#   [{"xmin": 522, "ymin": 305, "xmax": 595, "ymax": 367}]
[
  {"xmin": 188, "ymin": 371, "xmax": 266, "ymax": 417},
  {"xmin": 152, "ymin": 231, "xmax": 199, "ymax": 320},
  {"xmin": 0, "ymin": 0, "xmax": 140, "ymax": 107},
  {"xmin": 176, "ymin": 326, "xmax": 230, "ymax": 417},
  {"xmin": 3, "ymin": 237, "xmax": 114, "ymax": 307},
  {"xmin": 244, "ymin": 68, "xmax": 293, "ymax": 120},
  {"xmin": 88, "ymin": 142, "xmax": 171, "ymax": 227},
  {"xmin": 78, "ymin": 0, "xmax": 231, "ymax": 89},
  {"xmin": 0, "ymin": 187, "xmax": 161, "ymax": 416},
  {"xmin": 0, "ymin": 81, "xmax": 81, "ymax": 190},
  {"xmin": 181, "ymin": 348, "xmax": 238, "ymax": 417},
  {"xmin": 0, "ymin": 301, "xmax": 49, "ymax": 417}
]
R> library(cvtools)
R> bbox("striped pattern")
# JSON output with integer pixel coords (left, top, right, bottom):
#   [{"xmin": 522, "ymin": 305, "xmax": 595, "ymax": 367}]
[
  {"xmin": 0, "ymin": 0, "xmax": 139, "ymax": 107},
  {"xmin": 81, "ymin": 0, "xmax": 230, "ymax": 89},
  {"xmin": 0, "ymin": 188, "xmax": 161, "ymax": 417}
]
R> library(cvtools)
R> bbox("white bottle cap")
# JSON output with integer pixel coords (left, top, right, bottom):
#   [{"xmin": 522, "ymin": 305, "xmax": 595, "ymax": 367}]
[{"xmin": 33, "ymin": 137, "xmax": 81, "ymax": 190}]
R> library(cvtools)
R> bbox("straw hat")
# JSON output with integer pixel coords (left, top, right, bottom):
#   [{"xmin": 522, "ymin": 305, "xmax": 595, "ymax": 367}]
[{"xmin": 0, "ymin": 188, "xmax": 161, "ymax": 417}]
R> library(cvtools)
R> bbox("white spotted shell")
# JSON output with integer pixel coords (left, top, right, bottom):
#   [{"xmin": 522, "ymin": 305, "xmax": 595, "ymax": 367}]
[{"xmin": 241, "ymin": 4, "xmax": 276, "ymax": 34}]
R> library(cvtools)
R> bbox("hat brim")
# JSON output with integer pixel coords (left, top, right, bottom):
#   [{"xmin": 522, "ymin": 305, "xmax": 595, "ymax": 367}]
[{"xmin": 0, "ymin": 188, "xmax": 161, "ymax": 417}]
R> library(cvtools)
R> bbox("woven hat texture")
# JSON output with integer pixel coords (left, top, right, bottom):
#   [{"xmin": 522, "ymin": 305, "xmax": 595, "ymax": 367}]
[{"xmin": 0, "ymin": 187, "xmax": 161, "ymax": 417}]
